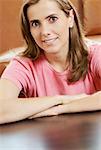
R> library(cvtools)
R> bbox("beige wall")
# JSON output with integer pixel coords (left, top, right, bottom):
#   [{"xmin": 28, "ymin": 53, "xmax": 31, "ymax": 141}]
[{"xmin": 0, "ymin": 0, "xmax": 24, "ymax": 54}]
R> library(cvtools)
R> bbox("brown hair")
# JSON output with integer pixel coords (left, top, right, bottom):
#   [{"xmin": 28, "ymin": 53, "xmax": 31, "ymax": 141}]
[{"xmin": 20, "ymin": 0, "xmax": 89, "ymax": 83}]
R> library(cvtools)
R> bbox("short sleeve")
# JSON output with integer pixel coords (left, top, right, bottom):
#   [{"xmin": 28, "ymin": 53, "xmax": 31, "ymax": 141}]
[{"xmin": 1, "ymin": 57, "xmax": 36, "ymax": 97}]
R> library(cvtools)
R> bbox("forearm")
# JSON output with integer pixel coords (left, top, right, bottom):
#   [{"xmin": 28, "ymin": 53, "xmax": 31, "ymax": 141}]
[
  {"xmin": 0, "ymin": 96, "xmax": 62, "ymax": 124},
  {"xmin": 64, "ymin": 91, "xmax": 101, "ymax": 112},
  {"xmin": 1, "ymin": 92, "xmax": 100, "ymax": 124}
]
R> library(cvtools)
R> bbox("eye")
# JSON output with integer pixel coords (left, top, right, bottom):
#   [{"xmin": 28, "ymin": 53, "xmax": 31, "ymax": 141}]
[
  {"xmin": 30, "ymin": 20, "xmax": 40, "ymax": 28},
  {"xmin": 49, "ymin": 16, "xmax": 58, "ymax": 23}
]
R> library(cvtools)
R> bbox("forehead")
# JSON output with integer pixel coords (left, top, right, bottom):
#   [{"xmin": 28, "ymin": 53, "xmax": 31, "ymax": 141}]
[{"xmin": 27, "ymin": 0, "xmax": 62, "ymax": 19}]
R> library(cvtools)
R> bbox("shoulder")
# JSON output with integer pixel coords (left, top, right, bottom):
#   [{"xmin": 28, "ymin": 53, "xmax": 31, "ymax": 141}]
[
  {"xmin": 7, "ymin": 54, "xmax": 46, "ymax": 73},
  {"xmin": 88, "ymin": 44, "xmax": 101, "ymax": 73},
  {"xmin": 88, "ymin": 44, "xmax": 101, "ymax": 61},
  {"xmin": 12, "ymin": 56, "xmax": 33, "ymax": 65}
]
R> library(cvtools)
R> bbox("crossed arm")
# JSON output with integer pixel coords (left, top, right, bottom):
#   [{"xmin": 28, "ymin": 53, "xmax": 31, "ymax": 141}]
[
  {"xmin": 0, "ymin": 79, "xmax": 101, "ymax": 124},
  {"xmin": 29, "ymin": 92, "xmax": 101, "ymax": 119}
]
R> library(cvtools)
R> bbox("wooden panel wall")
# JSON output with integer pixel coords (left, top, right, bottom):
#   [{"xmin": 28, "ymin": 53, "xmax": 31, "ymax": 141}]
[{"xmin": 0, "ymin": 0, "xmax": 24, "ymax": 54}]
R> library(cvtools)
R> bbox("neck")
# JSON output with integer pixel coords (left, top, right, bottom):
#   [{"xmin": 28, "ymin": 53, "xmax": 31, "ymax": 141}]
[{"xmin": 44, "ymin": 50, "xmax": 69, "ymax": 72}]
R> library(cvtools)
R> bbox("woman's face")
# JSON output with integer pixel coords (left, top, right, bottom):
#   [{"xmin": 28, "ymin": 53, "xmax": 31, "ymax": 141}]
[{"xmin": 27, "ymin": 0, "xmax": 73, "ymax": 55}]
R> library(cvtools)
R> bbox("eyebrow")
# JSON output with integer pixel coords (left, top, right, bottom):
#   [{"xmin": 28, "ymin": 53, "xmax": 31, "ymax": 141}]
[
  {"xmin": 45, "ymin": 13, "xmax": 58, "ymax": 19},
  {"xmin": 29, "ymin": 19, "xmax": 39, "ymax": 24}
]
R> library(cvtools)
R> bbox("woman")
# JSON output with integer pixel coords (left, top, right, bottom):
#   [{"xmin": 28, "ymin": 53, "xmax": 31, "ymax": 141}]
[{"xmin": 0, "ymin": 0, "xmax": 101, "ymax": 124}]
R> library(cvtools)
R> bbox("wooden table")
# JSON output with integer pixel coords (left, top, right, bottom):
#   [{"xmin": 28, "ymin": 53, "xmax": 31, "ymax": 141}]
[{"xmin": 0, "ymin": 111, "xmax": 101, "ymax": 150}]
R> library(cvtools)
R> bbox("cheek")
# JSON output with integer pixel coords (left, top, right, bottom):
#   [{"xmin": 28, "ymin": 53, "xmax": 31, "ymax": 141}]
[
  {"xmin": 31, "ymin": 30, "xmax": 40, "ymax": 42},
  {"xmin": 56, "ymin": 21, "xmax": 69, "ymax": 35},
  {"xmin": 30, "ymin": 30, "xmax": 37, "ymax": 39},
  {"xmin": 60, "ymin": 25, "xmax": 69, "ymax": 39},
  {"xmin": 31, "ymin": 31, "xmax": 43, "ymax": 47}
]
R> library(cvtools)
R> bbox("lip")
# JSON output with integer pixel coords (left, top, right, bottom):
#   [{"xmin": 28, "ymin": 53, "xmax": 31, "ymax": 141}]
[{"xmin": 42, "ymin": 37, "xmax": 58, "ymax": 44}]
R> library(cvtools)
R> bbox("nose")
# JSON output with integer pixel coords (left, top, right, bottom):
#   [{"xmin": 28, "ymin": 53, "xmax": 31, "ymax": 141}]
[{"xmin": 40, "ymin": 23, "xmax": 51, "ymax": 37}]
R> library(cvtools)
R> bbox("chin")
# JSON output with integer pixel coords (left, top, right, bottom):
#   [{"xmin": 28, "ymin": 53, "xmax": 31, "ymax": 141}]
[
  {"xmin": 44, "ymin": 49, "xmax": 60, "ymax": 54},
  {"xmin": 43, "ymin": 46, "xmax": 61, "ymax": 53}
]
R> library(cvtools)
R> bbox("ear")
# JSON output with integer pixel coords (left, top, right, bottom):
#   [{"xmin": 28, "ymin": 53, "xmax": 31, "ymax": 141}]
[{"xmin": 69, "ymin": 9, "xmax": 74, "ymax": 28}]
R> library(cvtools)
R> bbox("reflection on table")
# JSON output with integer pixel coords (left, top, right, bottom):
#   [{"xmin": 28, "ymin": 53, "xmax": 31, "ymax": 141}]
[{"xmin": 0, "ymin": 111, "xmax": 101, "ymax": 150}]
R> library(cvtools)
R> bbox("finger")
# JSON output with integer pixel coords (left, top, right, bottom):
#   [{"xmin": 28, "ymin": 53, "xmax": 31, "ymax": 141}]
[
  {"xmin": 29, "ymin": 106, "xmax": 59, "ymax": 119},
  {"xmin": 56, "ymin": 105, "xmax": 69, "ymax": 114}
]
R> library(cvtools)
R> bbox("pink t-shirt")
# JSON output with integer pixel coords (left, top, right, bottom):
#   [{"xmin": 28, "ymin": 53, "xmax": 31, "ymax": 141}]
[{"xmin": 1, "ymin": 44, "xmax": 101, "ymax": 97}]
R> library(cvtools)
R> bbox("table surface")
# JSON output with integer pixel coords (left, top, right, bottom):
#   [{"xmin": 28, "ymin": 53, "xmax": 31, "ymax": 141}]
[{"xmin": 0, "ymin": 111, "xmax": 101, "ymax": 150}]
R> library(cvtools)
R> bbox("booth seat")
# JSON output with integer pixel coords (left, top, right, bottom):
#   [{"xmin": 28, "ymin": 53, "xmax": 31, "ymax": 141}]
[{"xmin": 0, "ymin": 0, "xmax": 101, "ymax": 77}]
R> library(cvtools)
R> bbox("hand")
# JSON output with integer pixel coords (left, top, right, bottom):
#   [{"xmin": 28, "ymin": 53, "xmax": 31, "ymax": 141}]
[
  {"xmin": 28, "ymin": 92, "xmax": 101, "ymax": 119},
  {"xmin": 28, "ymin": 104, "xmax": 70, "ymax": 119},
  {"xmin": 28, "ymin": 94, "xmax": 88, "ymax": 119}
]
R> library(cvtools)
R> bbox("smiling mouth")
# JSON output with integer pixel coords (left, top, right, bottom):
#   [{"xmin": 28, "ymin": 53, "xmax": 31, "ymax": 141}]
[{"xmin": 42, "ymin": 37, "xmax": 58, "ymax": 44}]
